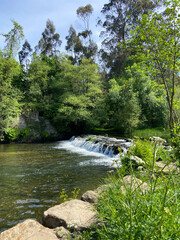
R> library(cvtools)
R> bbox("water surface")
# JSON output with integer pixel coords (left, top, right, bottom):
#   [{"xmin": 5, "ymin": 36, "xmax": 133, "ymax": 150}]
[{"xmin": 0, "ymin": 140, "xmax": 115, "ymax": 232}]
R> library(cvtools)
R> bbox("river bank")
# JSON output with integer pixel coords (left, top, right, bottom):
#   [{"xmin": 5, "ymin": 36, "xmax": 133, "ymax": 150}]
[{"xmin": 1, "ymin": 136, "xmax": 179, "ymax": 239}]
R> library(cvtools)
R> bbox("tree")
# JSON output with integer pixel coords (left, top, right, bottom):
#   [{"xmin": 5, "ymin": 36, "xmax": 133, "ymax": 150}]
[
  {"xmin": 2, "ymin": 20, "xmax": 24, "ymax": 58},
  {"xmin": 65, "ymin": 25, "xmax": 84, "ymax": 64},
  {"xmin": 53, "ymin": 58, "xmax": 105, "ymax": 133},
  {"xmin": 27, "ymin": 54, "xmax": 51, "ymax": 110},
  {"xmin": 35, "ymin": 19, "xmax": 62, "ymax": 57},
  {"xmin": 108, "ymin": 77, "xmax": 141, "ymax": 133},
  {"xmin": 76, "ymin": 4, "xmax": 97, "ymax": 61},
  {"xmin": 98, "ymin": 0, "xmax": 160, "ymax": 76},
  {"xmin": 129, "ymin": 0, "xmax": 180, "ymax": 129},
  {"xmin": 0, "ymin": 51, "xmax": 22, "ymax": 139},
  {"xmin": 18, "ymin": 40, "xmax": 32, "ymax": 70},
  {"xmin": 77, "ymin": 4, "xmax": 93, "ymax": 31}
]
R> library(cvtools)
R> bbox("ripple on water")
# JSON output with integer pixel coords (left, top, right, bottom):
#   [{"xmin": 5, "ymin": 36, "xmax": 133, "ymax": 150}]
[
  {"xmin": 28, "ymin": 204, "xmax": 44, "ymax": 208},
  {"xmin": 15, "ymin": 199, "xmax": 40, "ymax": 204}
]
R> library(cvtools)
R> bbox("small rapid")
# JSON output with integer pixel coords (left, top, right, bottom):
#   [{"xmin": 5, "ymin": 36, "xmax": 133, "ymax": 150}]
[{"xmin": 55, "ymin": 135, "xmax": 132, "ymax": 166}]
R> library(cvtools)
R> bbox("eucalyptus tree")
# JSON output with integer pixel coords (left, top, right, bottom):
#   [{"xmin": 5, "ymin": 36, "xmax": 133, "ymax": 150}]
[
  {"xmin": 2, "ymin": 20, "xmax": 24, "ymax": 58},
  {"xmin": 18, "ymin": 40, "xmax": 32, "ymax": 70},
  {"xmin": 35, "ymin": 19, "xmax": 62, "ymax": 57},
  {"xmin": 76, "ymin": 4, "xmax": 97, "ymax": 61},
  {"xmin": 65, "ymin": 25, "xmax": 84, "ymax": 64},
  {"xmin": 98, "ymin": 0, "xmax": 160, "ymax": 76}
]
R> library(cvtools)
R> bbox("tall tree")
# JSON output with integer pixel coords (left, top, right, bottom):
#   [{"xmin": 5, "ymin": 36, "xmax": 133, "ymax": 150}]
[
  {"xmin": 76, "ymin": 4, "xmax": 97, "ymax": 61},
  {"xmin": 0, "ymin": 51, "xmax": 22, "ymax": 139},
  {"xmin": 129, "ymin": 0, "xmax": 180, "ymax": 129},
  {"xmin": 53, "ymin": 58, "xmax": 105, "ymax": 133},
  {"xmin": 2, "ymin": 20, "xmax": 24, "ymax": 58},
  {"xmin": 18, "ymin": 40, "xmax": 32, "ymax": 70},
  {"xmin": 98, "ymin": 0, "xmax": 160, "ymax": 76},
  {"xmin": 35, "ymin": 19, "xmax": 62, "ymax": 57},
  {"xmin": 65, "ymin": 25, "xmax": 84, "ymax": 64},
  {"xmin": 77, "ymin": 4, "xmax": 93, "ymax": 32}
]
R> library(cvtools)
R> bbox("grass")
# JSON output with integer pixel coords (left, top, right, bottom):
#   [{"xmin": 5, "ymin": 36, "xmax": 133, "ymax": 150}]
[
  {"xmin": 91, "ymin": 127, "xmax": 170, "ymax": 141},
  {"xmin": 132, "ymin": 127, "xmax": 170, "ymax": 140},
  {"xmin": 80, "ymin": 139, "xmax": 180, "ymax": 240}
]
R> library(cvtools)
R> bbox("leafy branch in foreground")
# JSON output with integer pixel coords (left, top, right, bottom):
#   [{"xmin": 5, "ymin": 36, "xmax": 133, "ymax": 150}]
[{"xmin": 128, "ymin": 0, "xmax": 180, "ymax": 129}]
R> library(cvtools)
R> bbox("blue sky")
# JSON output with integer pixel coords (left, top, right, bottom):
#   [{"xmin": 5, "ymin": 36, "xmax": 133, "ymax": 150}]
[{"xmin": 0, "ymin": 0, "xmax": 108, "ymax": 53}]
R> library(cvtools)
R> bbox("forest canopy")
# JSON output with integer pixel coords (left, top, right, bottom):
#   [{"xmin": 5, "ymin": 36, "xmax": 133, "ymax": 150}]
[{"xmin": 0, "ymin": 0, "xmax": 179, "ymax": 142}]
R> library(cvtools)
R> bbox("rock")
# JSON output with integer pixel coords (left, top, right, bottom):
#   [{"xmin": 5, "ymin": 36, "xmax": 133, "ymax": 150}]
[
  {"xmin": 43, "ymin": 199, "xmax": 97, "ymax": 231},
  {"xmin": 155, "ymin": 161, "xmax": 179, "ymax": 174},
  {"xmin": 130, "ymin": 155, "xmax": 145, "ymax": 166},
  {"xmin": 150, "ymin": 136, "xmax": 166, "ymax": 144},
  {"xmin": 0, "ymin": 219, "xmax": 58, "ymax": 240},
  {"xmin": 54, "ymin": 226, "xmax": 71, "ymax": 239},
  {"xmin": 121, "ymin": 175, "xmax": 148, "ymax": 194},
  {"xmin": 137, "ymin": 166, "xmax": 144, "ymax": 171},
  {"xmin": 81, "ymin": 190, "xmax": 99, "ymax": 203}
]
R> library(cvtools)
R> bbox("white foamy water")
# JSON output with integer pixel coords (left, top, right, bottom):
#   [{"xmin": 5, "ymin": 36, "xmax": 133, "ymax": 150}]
[{"xmin": 55, "ymin": 136, "xmax": 131, "ymax": 166}]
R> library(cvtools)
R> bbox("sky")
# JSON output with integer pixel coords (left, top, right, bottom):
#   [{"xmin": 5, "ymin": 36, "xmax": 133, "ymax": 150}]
[{"xmin": 0, "ymin": 0, "xmax": 108, "ymax": 53}]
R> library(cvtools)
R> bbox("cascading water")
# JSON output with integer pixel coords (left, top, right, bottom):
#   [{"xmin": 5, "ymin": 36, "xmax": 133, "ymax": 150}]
[{"xmin": 55, "ymin": 135, "xmax": 132, "ymax": 166}]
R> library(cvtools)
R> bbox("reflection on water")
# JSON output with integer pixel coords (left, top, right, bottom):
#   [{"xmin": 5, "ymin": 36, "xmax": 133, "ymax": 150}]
[{"xmin": 0, "ymin": 141, "xmax": 114, "ymax": 232}]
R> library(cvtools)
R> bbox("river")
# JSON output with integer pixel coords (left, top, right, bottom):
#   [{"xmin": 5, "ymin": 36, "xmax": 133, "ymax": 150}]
[{"xmin": 0, "ymin": 137, "xmax": 118, "ymax": 233}]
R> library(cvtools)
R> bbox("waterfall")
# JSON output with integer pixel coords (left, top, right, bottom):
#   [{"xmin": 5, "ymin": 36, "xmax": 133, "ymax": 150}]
[
  {"xmin": 55, "ymin": 135, "xmax": 132, "ymax": 166},
  {"xmin": 69, "ymin": 135, "xmax": 131, "ymax": 158}
]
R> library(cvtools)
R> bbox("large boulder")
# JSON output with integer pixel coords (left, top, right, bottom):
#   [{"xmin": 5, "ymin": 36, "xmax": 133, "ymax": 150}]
[
  {"xmin": 43, "ymin": 199, "xmax": 97, "ymax": 231},
  {"xmin": 0, "ymin": 219, "xmax": 58, "ymax": 240}
]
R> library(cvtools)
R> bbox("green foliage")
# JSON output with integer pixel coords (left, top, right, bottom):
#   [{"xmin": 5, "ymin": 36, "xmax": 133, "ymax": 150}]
[
  {"xmin": 108, "ymin": 77, "xmax": 141, "ymax": 133},
  {"xmin": 171, "ymin": 124, "xmax": 180, "ymax": 160},
  {"xmin": 60, "ymin": 188, "xmax": 80, "ymax": 203},
  {"xmin": 35, "ymin": 19, "xmax": 62, "ymax": 57},
  {"xmin": 2, "ymin": 20, "xmax": 24, "ymax": 58},
  {"xmin": 0, "ymin": 51, "xmax": 22, "ymax": 140},
  {"xmin": 128, "ymin": 0, "xmax": 180, "ymax": 128},
  {"xmin": 107, "ymin": 63, "xmax": 168, "ymax": 133},
  {"xmin": 133, "ymin": 128, "xmax": 170, "ymax": 140},
  {"xmin": 98, "ymin": 0, "xmax": 160, "ymax": 76},
  {"xmin": 89, "ymin": 141, "xmax": 180, "ymax": 240},
  {"xmin": 4, "ymin": 127, "xmax": 30, "ymax": 142},
  {"xmin": 53, "ymin": 58, "xmax": 105, "ymax": 133},
  {"xmin": 126, "ymin": 64, "xmax": 168, "ymax": 128},
  {"xmin": 129, "ymin": 139, "xmax": 154, "ymax": 166}
]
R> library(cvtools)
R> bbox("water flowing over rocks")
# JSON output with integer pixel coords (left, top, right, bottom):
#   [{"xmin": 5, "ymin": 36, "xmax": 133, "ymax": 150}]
[
  {"xmin": 70, "ymin": 135, "xmax": 132, "ymax": 157},
  {"xmin": 42, "ymin": 199, "xmax": 97, "ymax": 231}
]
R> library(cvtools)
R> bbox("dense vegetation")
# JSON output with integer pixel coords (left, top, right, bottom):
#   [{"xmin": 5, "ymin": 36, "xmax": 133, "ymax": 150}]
[
  {"xmin": 82, "ymin": 136, "xmax": 180, "ymax": 240},
  {"xmin": 0, "ymin": 0, "xmax": 180, "ymax": 142}
]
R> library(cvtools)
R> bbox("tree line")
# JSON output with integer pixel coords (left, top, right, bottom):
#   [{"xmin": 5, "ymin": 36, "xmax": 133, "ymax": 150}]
[{"xmin": 0, "ymin": 0, "xmax": 179, "ymax": 141}]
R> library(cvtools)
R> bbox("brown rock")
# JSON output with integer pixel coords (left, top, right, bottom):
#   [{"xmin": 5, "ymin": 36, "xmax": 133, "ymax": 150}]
[
  {"xmin": 130, "ymin": 156, "xmax": 145, "ymax": 166},
  {"xmin": 43, "ymin": 199, "xmax": 97, "ymax": 231},
  {"xmin": 81, "ymin": 190, "xmax": 99, "ymax": 203},
  {"xmin": 121, "ymin": 175, "xmax": 148, "ymax": 194},
  {"xmin": 155, "ymin": 161, "xmax": 179, "ymax": 174},
  {"xmin": 0, "ymin": 219, "xmax": 58, "ymax": 240}
]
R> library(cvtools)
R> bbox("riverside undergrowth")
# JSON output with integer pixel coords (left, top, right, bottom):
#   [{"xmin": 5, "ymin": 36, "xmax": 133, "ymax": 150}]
[{"xmin": 81, "ymin": 139, "xmax": 180, "ymax": 240}]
